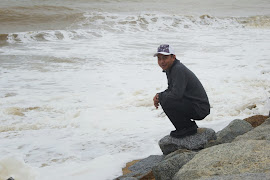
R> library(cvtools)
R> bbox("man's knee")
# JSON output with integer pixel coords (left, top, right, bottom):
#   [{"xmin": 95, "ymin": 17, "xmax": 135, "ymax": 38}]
[
  {"xmin": 193, "ymin": 107, "xmax": 210, "ymax": 120},
  {"xmin": 160, "ymin": 97, "xmax": 185, "ymax": 110}
]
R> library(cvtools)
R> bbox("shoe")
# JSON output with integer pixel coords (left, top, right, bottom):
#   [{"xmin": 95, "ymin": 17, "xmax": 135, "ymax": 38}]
[{"xmin": 170, "ymin": 126, "xmax": 197, "ymax": 138}]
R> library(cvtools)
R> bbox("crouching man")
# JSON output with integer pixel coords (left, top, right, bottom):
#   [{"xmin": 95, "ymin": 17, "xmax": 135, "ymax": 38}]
[{"xmin": 153, "ymin": 44, "xmax": 210, "ymax": 138}]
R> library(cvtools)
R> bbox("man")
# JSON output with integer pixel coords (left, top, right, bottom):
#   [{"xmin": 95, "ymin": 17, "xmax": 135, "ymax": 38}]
[{"xmin": 153, "ymin": 44, "xmax": 210, "ymax": 138}]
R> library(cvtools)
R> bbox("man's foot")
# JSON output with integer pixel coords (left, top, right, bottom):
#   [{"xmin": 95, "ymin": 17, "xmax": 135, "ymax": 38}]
[{"xmin": 170, "ymin": 125, "xmax": 197, "ymax": 138}]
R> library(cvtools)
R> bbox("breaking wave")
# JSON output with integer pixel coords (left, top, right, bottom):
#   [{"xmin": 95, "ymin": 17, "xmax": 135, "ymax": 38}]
[
  {"xmin": 1, "ymin": 30, "xmax": 97, "ymax": 44},
  {"xmin": 78, "ymin": 13, "xmax": 270, "ymax": 32},
  {"xmin": 1, "ymin": 12, "xmax": 270, "ymax": 46}
]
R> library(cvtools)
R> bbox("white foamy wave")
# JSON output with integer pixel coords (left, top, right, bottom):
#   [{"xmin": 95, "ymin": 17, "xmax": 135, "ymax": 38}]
[
  {"xmin": 4, "ymin": 30, "xmax": 98, "ymax": 44},
  {"xmin": 78, "ymin": 12, "xmax": 270, "ymax": 32},
  {"xmin": 79, "ymin": 12, "xmax": 245, "ymax": 32},
  {"xmin": 2, "ymin": 13, "xmax": 269, "ymax": 45},
  {"xmin": 237, "ymin": 15, "xmax": 270, "ymax": 28},
  {"xmin": 0, "ymin": 15, "xmax": 244, "ymax": 45},
  {"xmin": 0, "ymin": 156, "xmax": 38, "ymax": 180}
]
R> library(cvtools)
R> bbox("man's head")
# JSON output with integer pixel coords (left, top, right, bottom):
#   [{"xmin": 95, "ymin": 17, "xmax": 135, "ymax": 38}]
[{"xmin": 154, "ymin": 44, "xmax": 176, "ymax": 71}]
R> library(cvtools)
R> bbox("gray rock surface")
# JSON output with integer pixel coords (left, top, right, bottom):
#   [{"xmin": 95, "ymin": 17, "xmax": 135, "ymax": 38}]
[
  {"xmin": 173, "ymin": 140, "xmax": 270, "ymax": 180},
  {"xmin": 117, "ymin": 177, "xmax": 138, "ymax": 180},
  {"xmin": 128, "ymin": 155, "xmax": 164, "ymax": 173},
  {"xmin": 159, "ymin": 128, "xmax": 216, "ymax": 155},
  {"xmin": 153, "ymin": 150, "xmax": 197, "ymax": 180},
  {"xmin": 234, "ymin": 118, "xmax": 270, "ymax": 141},
  {"xmin": 199, "ymin": 173, "xmax": 270, "ymax": 180},
  {"xmin": 205, "ymin": 119, "xmax": 253, "ymax": 148},
  {"xmin": 115, "ymin": 155, "xmax": 164, "ymax": 180}
]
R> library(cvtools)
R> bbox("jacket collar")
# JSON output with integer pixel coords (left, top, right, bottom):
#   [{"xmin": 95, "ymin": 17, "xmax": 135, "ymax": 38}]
[{"xmin": 163, "ymin": 58, "xmax": 178, "ymax": 73}]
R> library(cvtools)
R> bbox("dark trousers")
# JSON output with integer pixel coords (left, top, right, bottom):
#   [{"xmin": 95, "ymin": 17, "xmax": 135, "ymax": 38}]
[{"xmin": 161, "ymin": 98, "xmax": 203, "ymax": 130}]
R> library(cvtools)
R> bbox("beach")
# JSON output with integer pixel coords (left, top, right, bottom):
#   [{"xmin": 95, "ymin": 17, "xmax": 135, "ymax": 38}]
[{"xmin": 0, "ymin": 0, "xmax": 270, "ymax": 179}]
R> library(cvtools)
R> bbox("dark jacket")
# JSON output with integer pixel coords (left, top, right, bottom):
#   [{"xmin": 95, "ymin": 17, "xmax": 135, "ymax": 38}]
[{"xmin": 159, "ymin": 59, "xmax": 210, "ymax": 118}]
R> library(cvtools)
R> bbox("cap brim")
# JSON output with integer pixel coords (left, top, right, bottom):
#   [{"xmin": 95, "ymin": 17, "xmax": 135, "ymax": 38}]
[{"xmin": 153, "ymin": 52, "xmax": 171, "ymax": 57}]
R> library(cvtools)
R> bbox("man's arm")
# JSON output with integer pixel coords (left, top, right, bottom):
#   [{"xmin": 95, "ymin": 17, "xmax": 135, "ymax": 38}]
[{"xmin": 159, "ymin": 67, "xmax": 187, "ymax": 106}]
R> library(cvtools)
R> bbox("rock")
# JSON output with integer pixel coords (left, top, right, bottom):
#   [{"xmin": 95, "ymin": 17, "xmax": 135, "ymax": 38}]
[
  {"xmin": 205, "ymin": 119, "xmax": 252, "ymax": 148},
  {"xmin": 244, "ymin": 115, "xmax": 269, "ymax": 127},
  {"xmin": 116, "ymin": 171, "xmax": 155, "ymax": 180},
  {"xmin": 159, "ymin": 128, "xmax": 216, "ymax": 155},
  {"xmin": 173, "ymin": 140, "xmax": 270, "ymax": 180},
  {"xmin": 128, "ymin": 155, "xmax": 164, "ymax": 173},
  {"xmin": 115, "ymin": 155, "xmax": 164, "ymax": 180},
  {"xmin": 117, "ymin": 177, "xmax": 138, "ymax": 180},
  {"xmin": 234, "ymin": 117, "xmax": 270, "ymax": 141},
  {"xmin": 216, "ymin": 119, "xmax": 253, "ymax": 142},
  {"xmin": 163, "ymin": 149, "xmax": 191, "ymax": 160},
  {"xmin": 115, "ymin": 171, "xmax": 147, "ymax": 180},
  {"xmin": 153, "ymin": 150, "xmax": 197, "ymax": 180},
  {"xmin": 139, "ymin": 171, "xmax": 155, "ymax": 180},
  {"xmin": 122, "ymin": 160, "xmax": 140, "ymax": 175},
  {"xmin": 199, "ymin": 173, "xmax": 270, "ymax": 180}
]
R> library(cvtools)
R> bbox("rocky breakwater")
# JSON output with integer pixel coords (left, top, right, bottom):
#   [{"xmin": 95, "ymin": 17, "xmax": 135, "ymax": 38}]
[{"xmin": 115, "ymin": 115, "xmax": 270, "ymax": 180}]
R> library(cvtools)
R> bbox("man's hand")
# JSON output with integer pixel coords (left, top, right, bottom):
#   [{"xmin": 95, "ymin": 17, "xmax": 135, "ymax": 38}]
[{"xmin": 153, "ymin": 93, "xmax": 159, "ymax": 109}]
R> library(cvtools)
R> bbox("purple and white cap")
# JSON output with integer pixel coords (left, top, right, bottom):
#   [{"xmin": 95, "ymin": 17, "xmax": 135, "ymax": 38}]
[{"xmin": 153, "ymin": 44, "xmax": 175, "ymax": 57}]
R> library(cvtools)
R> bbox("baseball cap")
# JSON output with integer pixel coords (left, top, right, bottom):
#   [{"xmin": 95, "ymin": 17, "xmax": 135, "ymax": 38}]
[{"xmin": 153, "ymin": 44, "xmax": 175, "ymax": 57}]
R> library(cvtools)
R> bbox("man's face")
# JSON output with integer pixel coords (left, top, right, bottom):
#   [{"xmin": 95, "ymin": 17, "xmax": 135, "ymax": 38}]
[{"xmin": 157, "ymin": 54, "xmax": 175, "ymax": 71}]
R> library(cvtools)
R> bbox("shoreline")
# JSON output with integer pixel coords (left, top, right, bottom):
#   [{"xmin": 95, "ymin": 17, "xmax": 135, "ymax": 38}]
[{"xmin": 118, "ymin": 114, "xmax": 269, "ymax": 180}]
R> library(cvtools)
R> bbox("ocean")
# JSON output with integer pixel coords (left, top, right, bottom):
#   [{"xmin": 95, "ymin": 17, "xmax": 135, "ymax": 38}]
[{"xmin": 0, "ymin": 0, "xmax": 270, "ymax": 179}]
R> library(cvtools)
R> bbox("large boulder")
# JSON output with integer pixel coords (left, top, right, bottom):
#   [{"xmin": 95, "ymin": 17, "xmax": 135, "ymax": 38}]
[
  {"xmin": 234, "ymin": 117, "xmax": 270, "ymax": 141},
  {"xmin": 153, "ymin": 150, "xmax": 197, "ymax": 180},
  {"xmin": 173, "ymin": 140, "xmax": 270, "ymax": 180},
  {"xmin": 205, "ymin": 119, "xmax": 253, "ymax": 148},
  {"xmin": 199, "ymin": 173, "xmax": 270, "ymax": 180},
  {"xmin": 159, "ymin": 128, "xmax": 216, "ymax": 155}
]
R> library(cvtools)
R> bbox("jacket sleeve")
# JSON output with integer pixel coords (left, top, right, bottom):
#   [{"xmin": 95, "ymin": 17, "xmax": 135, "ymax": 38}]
[{"xmin": 159, "ymin": 67, "xmax": 187, "ymax": 106}]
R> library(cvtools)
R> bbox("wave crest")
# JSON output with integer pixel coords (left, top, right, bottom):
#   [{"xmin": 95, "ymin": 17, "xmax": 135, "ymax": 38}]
[
  {"xmin": 1, "ymin": 12, "xmax": 269, "ymax": 45},
  {"xmin": 77, "ymin": 12, "xmax": 270, "ymax": 32}
]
